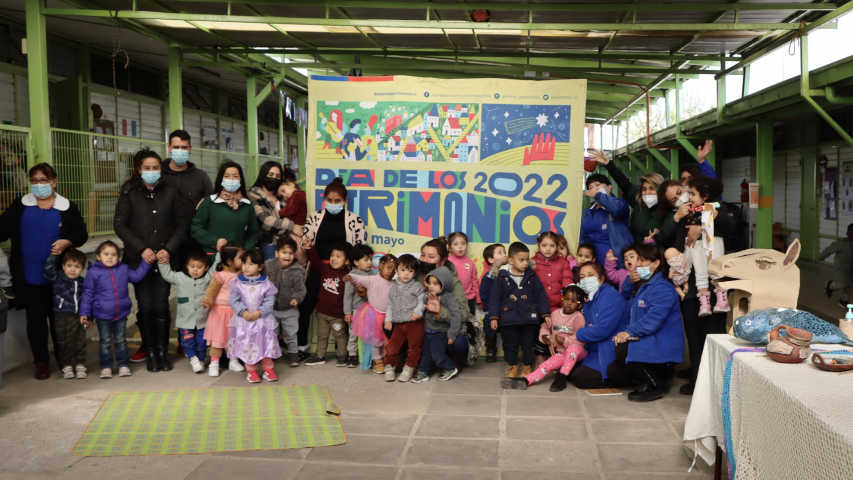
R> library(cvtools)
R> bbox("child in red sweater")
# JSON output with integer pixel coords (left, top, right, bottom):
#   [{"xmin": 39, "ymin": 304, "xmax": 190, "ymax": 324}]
[
  {"xmin": 303, "ymin": 239, "xmax": 351, "ymax": 367},
  {"xmin": 530, "ymin": 231, "xmax": 574, "ymax": 368},
  {"xmin": 278, "ymin": 178, "xmax": 308, "ymax": 266},
  {"xmin": 446, "ymin": 232, "xmax": 480, "ymax": 315}
]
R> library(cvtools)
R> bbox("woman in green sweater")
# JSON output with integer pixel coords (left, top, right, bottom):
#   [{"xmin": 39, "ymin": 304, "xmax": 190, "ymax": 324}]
[{"xmin": 191, "ymin": 161, "xmax": 260, "ymax": 257}]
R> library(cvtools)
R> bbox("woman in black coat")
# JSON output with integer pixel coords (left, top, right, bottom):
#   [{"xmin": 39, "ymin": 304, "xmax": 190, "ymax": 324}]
[
  {"xmin": 0, "ymin": 163, "xmax": 88, "ymax": 380},
  {"xmin": 114, "ymin": 148, "xmax": 191, "ymax": 372}
]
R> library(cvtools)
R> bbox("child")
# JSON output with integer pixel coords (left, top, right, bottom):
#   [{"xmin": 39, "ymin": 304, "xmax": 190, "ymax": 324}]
[
  {"xmin": 555, "ymin": 233, "xmax": 578, "ymax": 275},
  {"xmin": 604, "ymin": 245, "xmax": 640, "ymax": 294},
  {"xmin": 202, "ymin": 241, "xmax": 245, "ymax": 377},
  {"xmin": 343, "ymin": 244, "xmax": 375, "ymax": 368},
  {"xmin": 480, "ymin": 243, "xmax": 506, "ymax": 363},
  {"xmin": 411, "ymin": 266, "xmax": 462, "ymax": 383},
  {"xmin": 228, "ymin": 249, "xmax": 281, "ymax": 383},
  {"xmin": 80, "ymin": 241, "xmax": 152, "ymax": 379},
  {"xmin": 382, "ymin": 254, "xmax": 426, "ymax": 382},
  {"xmin": 488, "ymin": 242, "xmax": 551, "ymax": 379},
  {"xmin": 278, "ymin": 178, "xmax": 308, "ymax": 266},
  {"xmin": 304, "ymin": 240, "xmax": 352, "ymax": 367},
  {"xmin": 665, "ymin": 248, "xmax": 691, "ymax": 301},
  {"xmin": 678, "ymin": 176, "xmax": 728, "ymax": 316},
  {"xmin": 446, "ymin": 232, "xmax": 480, "ymax": 315},
  {"xmin": 264, "ymin": 235, "xmax": 306, "ymax": 367},
  {"xmin": 821, "ymin": 223, "xmax": 853, "ymax": 309},
  {"xmin": 530, "ymin": 231, "xmax": 574, "ymax": 368},
  {"xmin": 502, "ymin": 285, "xmax": 587, "ymax": 392},
  {"xmin": 159, "ymin": 249, "xmax": 220, "ymax": 373},
  {"xmin": 345, "ymin": 254, "xmax": 396, "ymax": 372},
  {"xmin": 43, "ymin": 249, "xmax": 89, "ymax": 379},
  {"xmin": 573, "ymin": 243, "xmax": 596, "ymax": 284}
]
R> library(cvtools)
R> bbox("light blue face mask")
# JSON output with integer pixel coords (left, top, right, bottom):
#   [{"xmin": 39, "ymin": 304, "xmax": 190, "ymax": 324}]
[
  {"xmin": 579, "ymin": 277, "xmax": 600, "ymax": 295},
  {"xmin": 221, "ymin": 179, "xmax": 241, "ymax": 193},
  {"xmin": 141, "ymin": 171, "xmax": 161, "ymax": 185},
  {"xmin": 171, "ymin": 149, "xmax": 189, "ymax": 165},
  {"xmin": 325, "ymin": 203, "xmax": 344, "ymax": 215},
  {"xmin": 31, "ymin": 184, "xmax": 52, "ymax": 199},
  {"xmin": 637, "ymin": 266, "xmax": 657, "ymax": 280}
]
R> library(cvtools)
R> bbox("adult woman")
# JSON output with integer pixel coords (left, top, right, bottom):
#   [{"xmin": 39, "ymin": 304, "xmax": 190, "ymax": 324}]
[
  {"xmin": 0, "ymin": 163, "xmax": 88, "ymax": 379},
  {"xmin": 592, "ymin": 150, "xmax": 666, "ymax": 244},
  {"xmin": 608, "ymin": 243, "xmax": 684, "ymax": 402},
  {"xmin": 566, "ymin": 262, "xmax": 628, "ymax": 389},
  {"xmin": 191, "ymin": 161, "xmax": 259, "ymax": 255},
  {"xmin": 298, "ymin": 178, "xmax": 367, "ymax": 360},
  {"xmin": 114, "ymin": 149, "xmax": 190, "ymax": 373},
  {"xmin": 248, "ymin": 161, "xmax": 303, "ymax": 260},
  {"xmin": 580, "ymin": 174, "xmax": 632, "ymax": 268}
]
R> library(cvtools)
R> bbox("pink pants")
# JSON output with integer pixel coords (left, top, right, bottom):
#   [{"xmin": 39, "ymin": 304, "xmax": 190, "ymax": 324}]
[
  {"xmin": 246, "ymin": 358, "xmax": 275, "ymax": 372},
  {"xmin": 524, "ymin": 345, "xmax": 586, "ymax": 385}
]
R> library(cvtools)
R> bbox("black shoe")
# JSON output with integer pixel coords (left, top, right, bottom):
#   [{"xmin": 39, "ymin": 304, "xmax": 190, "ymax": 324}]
[
  {"xmin": 500, "ymin": 377, "xmax": 528, "ymax": 390},
  {"xmin": 138, "ymin": 313, "xmax": 160, "ymax": 372},
  {"xmin": 336, "ymin": 357, "xmax": 347, "ymax": 367},
  {"xmin": 0, "ymin": 286, "xmax": 14, "ymax": 300},
  {"xmin": 155, "ymin": 317, "xmax": 174, "ymax": 372},
  {"xmin": 297, "ymin": 350, "xmax": 310, "ymax": 362},
  {"xmin": 289, "ymin": 353, "xmax": 300, "ymax": 367},
  {"xmin": 676, "ymin": 368, "xmax": 691, "ymax": 380},
  {"xmin": 305, "ymin": 355, "xmax": 326, "ymax": 366},
  {"xmin": 347, "ymin": 356, "xmax": 358, "ymax": 368},
  {"xmin": 679, "ymin": 383, "xmax": 695, "ymax": 396},
  {"xmin": 549, "ymin": 372, "xmax": 568, "ymax": 392},
  {"xmin": 485, "ymin": 349, "xmax": 497, "ymax": 363},
  {"xmin": 826, "ymin": 280, "xmax": 834, "ymax": 298},
  {"xmin": 628, "ymin": 384, "xmax": 666, "ymax": 402}
]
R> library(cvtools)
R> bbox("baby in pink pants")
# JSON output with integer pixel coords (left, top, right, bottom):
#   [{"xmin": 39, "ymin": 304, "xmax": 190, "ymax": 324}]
[{"xmin": 501, "ymin": 285, "xmax": 587, "ymax": 393}]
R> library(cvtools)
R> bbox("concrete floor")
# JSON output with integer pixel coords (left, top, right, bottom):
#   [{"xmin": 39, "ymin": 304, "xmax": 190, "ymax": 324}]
[{"xmin": 0, "ymin": 335, "xmax": 723, "ymax": 480}]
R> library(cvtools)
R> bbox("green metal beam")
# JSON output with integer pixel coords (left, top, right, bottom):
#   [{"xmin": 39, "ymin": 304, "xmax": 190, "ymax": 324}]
[
  {"xmin": 603, "ymin": 62, "xmax": 690, "ymax": 124},
  {"xmin": 800, "ymin": 35, "xmax": 853, "ymax": 147},
  {"xmin": 141, "ymin": 0, "xmax": 840, "ymax": 12},
  {"xmin": 39, "ymin": 10, "xmax": 809, "ymax": 31},
  {"xmin": 626, "ymin": 153, "xmax": 651, "ymax": 174},
  {"xmin": 247, "ymin": 75, "xmax": 259, "ymax": 182},
  {"xmin": 648, "ymin": 148, "xmax": 674, "ymax": 175},
  {"xmin": 168, "ymin": 46, "xmax": 183, "ymax": 131},
  {"xmin": 599, "ymin": 0, "xmax": 636, "ymax": 54},
  {"xmin": 26, "ymin": 0, "xmax": 51, "ymax": 165},
  {"xmin": 755, "ymin": 118, "xmax": 773, "ymax": 249},
  {"xmin": 296, "ymin": 95, "xmax": 306, "ymax": 184},
  {"xmin": 588, "ymin": 84, "xmax": 666, "ymax": 97},
  {"xmin": 671, "ymin": 0, "xmax": 740, "ymax": 54}
]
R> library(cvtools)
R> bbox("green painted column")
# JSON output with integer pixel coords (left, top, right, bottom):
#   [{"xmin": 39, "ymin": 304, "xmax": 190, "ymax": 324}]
[
  {"xmin": 297, "ymin": 95, "xmax": 307, "ymax": 183},
  {"xmin": 800, "ymin": 150, "xmax": 819, "ymax": 260},
  {"xmin": 168, "ymin": 47, "xmax": 183, "ymax": 131},
  {"xmin": 246, "ymin": 75, "xmax": 258, "ymax": 183},
  {"xmin": 755, "ymin": 118, "xmax": 774, "ymax": 249},
  {"xmin": 278, "ymin": 90, "xmax": 285, "ymax": 163},
  {"xmin": 25, "ymin": 0, "xmax": 52, "ymax": 165}
]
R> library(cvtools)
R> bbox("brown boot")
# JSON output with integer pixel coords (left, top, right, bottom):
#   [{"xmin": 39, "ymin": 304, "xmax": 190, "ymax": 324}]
[
  {"xmin": 35, "ymin": 363, "xmax": 49, "ymax": 380},
  {"xmin": 520, "ymin": 365, "xmax": 532, "ymax": 377},
  {"xmin": 372, "ymin": 359, "xmax": 385, "ymax": 374},
  {"xmin": 506, "ymin": 364, "xmax": 518, "ymax": 378}
]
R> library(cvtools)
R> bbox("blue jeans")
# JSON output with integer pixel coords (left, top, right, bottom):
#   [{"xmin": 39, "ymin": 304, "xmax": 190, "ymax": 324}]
[
  {"xmin": 97, "ymin": 318, "xmax": 129, "ymax": 370},
  {"xmin": 260, "ymin": 242, "xmax": 277, "ymax": 261},
  {"xmin": 418, "ymin": 330, "xmax": 456, "ymax": 373},
  {"xmin": 447, "ymin": 333, "xmax": 469, "ymax": 356},
  {"xmin": 179, "ymin": 327, "xmax": 207, "ymax": 362}
]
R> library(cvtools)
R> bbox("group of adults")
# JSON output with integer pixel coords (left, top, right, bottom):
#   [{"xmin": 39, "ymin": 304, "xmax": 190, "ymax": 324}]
[{"xmin": 572, "ymin": 141, "xmax": 731, "ymax": 399}]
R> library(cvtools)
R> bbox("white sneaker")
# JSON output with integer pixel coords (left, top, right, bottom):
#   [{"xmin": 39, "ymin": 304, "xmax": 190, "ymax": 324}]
[
  {"xmin": 119, "ymin": 366, "xmax": 131, "ymax": 377},
  {"xmin": 208, "ymin": 363, "xmax": 220, "ymax": 377},
  {"xmin": 75, "ymin": 365, "xmax": 87, "ymax": 379},
  {"xmin": 384, "ymin": 365, "xmax": 396, "ymax": 382},
  {"xmin": 228, "ymin": 361, "xmax": 245, "ymax": 372},
  {"xmin": 62, "ymin": 366, "xmax": 75, "ymax": 379},
  {"xmin": 100, "ymin": 368, "xmax": 113, "ymax": 379},
  {"xmin": 398, "ymin": 365, "xmax": 414, "ymax": 383},
  {"xmin": 190, "ymin": 357, "xmax": 204, "ymax": 373}
]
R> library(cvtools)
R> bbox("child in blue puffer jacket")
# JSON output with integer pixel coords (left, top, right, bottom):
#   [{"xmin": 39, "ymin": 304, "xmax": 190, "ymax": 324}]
[
  {"xmin": 80, "ymin": 240, "xmax": 152, "ymax": 379},
  {"xmin": 43, "ymin": 249, "xmax": 89, "ymax": 379}
]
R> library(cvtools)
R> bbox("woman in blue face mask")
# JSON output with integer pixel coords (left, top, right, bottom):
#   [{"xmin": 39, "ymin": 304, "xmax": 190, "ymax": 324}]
[
  {"xmin": 297, "ymin": 177, "xmax": 367, "ymax": 361},
  {"xmin": 191, "ymin": 161, "xmax": 259, "ymax": 257},
  {"xmin": 0, "ymin": 162, "xmax": 88, "ymax": 379},
  {"xmin": 114, "ymin": 148, "xmax": 192, "ymax": 372},
  {"xmin": 607, "ymin": 243, "xmax": 685, "ymax": 403}
]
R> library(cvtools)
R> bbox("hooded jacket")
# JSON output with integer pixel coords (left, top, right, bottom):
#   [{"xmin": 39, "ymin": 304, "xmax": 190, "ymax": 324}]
[
  {"xmin": 159, "ymin": 253, "xmax": 220, "ymax": 329},
  {"xmin": 386, "ymin": 278, "xmax": 426, "ymax": 324},
  {"xmin": 479, "ymin": 259, "xmax": 503, "ymax": 316},
  {"xmin": 579, "ymin": 192, "xmax": 632, "ymax": 270},
  {"xmin": 79, "ymin": 260, "xmax": 152, "ymax": 321},
  {"xmin": 530, "ymin": 252, "xmax": 574, "ymax": 311},
  {"xmin": 423, "ymin": 266, "xmax": 461, "ymax": 338},
  {"xmin": 624, "ymin": 272, "xmax": 685, "ymax": 365},
  {"xmin": 43, "ymin": 256, "xmax": 84, "ymax": 314},
  {"xmin": 160, "ymin": 159, "xmax": 213, "ymax": 213},
  {"xmin": 264, "ymin": 258, "xmax": 306, "ymax": 311},
  {"xmin": 574, "ymin": 282, "xmax": 628, "ymax": 379},
  {"xmin": 488, "ymin": 267, "xmax": 551, "ymax": 327},
  {"xmin": 415, "ymin": 261, "xmax": 471, "ymax": 324}
]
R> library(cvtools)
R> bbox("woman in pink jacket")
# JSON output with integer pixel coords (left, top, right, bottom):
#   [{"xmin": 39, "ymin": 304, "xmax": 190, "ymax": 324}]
[{"xmin": 446, "ymin": 232, "xmax": 480, "ymax": 315}]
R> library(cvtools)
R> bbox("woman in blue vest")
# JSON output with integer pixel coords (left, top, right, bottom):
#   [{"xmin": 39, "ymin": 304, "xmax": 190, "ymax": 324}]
[
  {"xmin": 580, "ymin": 174, "xmax": 632, "ymax": 269},
  {"xmin": 567, "ymin": 262, "xmax": 628, "ymax": 389},
  {"xmin": 608, "ymin": 243, "xmax": 684, "ymax": 402}
]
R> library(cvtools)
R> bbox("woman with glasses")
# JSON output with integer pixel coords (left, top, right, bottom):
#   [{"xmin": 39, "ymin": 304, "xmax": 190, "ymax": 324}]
[{"xmin": 0, "ymin": 163, "xmax": 88, "ymax": 379}]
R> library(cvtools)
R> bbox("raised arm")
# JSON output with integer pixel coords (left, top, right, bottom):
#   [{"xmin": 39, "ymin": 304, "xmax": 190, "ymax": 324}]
[
  {"xmin": 594, "ymin": 192, "xmax": 630, "ymax": 220},
  {"xmin": 127, "ymin": 261, "xmax": 153, "ymax": 283}
]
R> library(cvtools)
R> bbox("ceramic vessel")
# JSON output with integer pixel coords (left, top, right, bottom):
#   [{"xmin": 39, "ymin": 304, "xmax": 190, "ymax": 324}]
[
  {"xmin": 811, "ymin": 353, "xmax": 853, "ymax": 372},
  {"xmin": 766, "ymin": 325, "xmax": 812, "ymax": 364}
]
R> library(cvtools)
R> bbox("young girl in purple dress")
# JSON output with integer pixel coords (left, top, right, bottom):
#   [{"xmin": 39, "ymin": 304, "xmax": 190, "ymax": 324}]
[{"xmin": 228, "ymin": 249, "xmax": 281, "ymax": 383}]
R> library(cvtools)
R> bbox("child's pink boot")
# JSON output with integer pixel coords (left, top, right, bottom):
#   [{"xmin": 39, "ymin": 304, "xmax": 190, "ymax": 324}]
[
  {"xmin": 247, "ymin": 370, "xmax": 261, "ymax": 383},
  {"xmin": 263, "ymin": 369, "xmax": 278, "ymax": 382},
  {"xmin": 713, "ymin": 288, "xmax": 730, "ymax": 313},
  {"xmin": 698, "ymin": 292, "xmax": 712, "ymax": 317}
]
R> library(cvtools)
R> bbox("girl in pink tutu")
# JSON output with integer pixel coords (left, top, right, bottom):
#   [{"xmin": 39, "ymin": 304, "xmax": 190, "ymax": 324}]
[
  {"xmin": 344, "ymin": 254, "xmax": 396, "ymax": 372},
  {"xmin": 228, "ymin": 249, "xmax": 281, "ymax": 383},
  {"xmin": 502, "ymin": 285, "xmax": 587, "ymax": 393},
  {"xmin": 202, "ymin": 241, "xmax": 244, "ymax": 377}
]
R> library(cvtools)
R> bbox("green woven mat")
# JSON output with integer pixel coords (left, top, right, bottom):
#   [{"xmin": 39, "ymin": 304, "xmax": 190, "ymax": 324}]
[{"xmin": 73, "ymin": 385, "xmax": 346, "ymax": 456}]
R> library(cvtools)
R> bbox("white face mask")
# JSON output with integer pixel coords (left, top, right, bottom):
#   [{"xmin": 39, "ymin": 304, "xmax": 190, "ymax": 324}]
[
  {"xmin": 674, "ymin": 191, "xmax": 690, "ymax": 208},
  {"xmin": 642, "ymin": 195, "xmax": 658, "ymax": 208}
]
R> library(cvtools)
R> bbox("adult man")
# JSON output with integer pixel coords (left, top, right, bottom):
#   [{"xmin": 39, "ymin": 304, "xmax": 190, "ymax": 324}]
[{"xmin": 160, "ymin": 130, "xmax": 213, "ymax": 211}]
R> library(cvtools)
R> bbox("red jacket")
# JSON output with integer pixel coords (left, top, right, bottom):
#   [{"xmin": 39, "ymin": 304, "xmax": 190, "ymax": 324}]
[
  {"xmin": 531, "ymin": 252, "xmax": 574, "ymax": 311},
  {"xmin": 278, "ymin": 189, "xmax": 307, "ymax": 226}
]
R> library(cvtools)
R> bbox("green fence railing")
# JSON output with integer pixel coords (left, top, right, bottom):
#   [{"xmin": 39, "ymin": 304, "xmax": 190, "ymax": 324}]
[{"xmin": 0, "ymin": 124, "xmax": 33, "ymax": 217}]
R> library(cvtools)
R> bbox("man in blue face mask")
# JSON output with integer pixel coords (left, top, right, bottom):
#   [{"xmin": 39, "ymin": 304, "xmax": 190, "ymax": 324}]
[{"xmin": 160, "ymin": 130, "xmax": 213, "ymax": 213}]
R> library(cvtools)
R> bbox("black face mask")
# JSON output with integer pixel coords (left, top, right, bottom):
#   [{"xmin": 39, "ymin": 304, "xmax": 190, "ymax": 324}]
[
  {"xmin": 264, "ymin": 176, "xmax": 282, "ymax": 192},
  {"xmin": 420, "ymin": 261, "xmax": 438, "ymax": 275}
]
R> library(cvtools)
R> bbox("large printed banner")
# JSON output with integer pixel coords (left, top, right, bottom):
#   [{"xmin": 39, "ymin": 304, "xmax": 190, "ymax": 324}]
[{"xmin": 307, "ymin": 76, "xmax": 586, "ymax": 269}]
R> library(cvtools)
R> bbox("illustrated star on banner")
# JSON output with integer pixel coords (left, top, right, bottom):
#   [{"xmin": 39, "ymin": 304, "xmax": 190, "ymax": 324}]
[
  {"xmin": 554, "ymin": 112, "xmax": 560, "ymax": 118},
  {"xmin": 504, "ymin": 111, "xmax": 510, "ymax": 118},
  {"xmin": 506, "ymin": 137, "xmax": 513, "ymax": 145},
  {"xmin": 536, "ymin": 113, "xmax": 549, "ymax": 127},
  {"xmin": 492, "ymin": 128, "xmax": 499, "ymax": 137}
]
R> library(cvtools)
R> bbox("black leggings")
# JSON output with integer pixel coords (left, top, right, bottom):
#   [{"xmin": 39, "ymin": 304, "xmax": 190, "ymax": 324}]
[
  {"xmin": 568, "ymin": 363, "xmax": 611, "ymax": 389},
  {"xmin": 607, "ymin": 342, "xmax": 675, "ymax": 389},
  {"xmin": 297, "ymin": 270, "xmax": 321, "ymax": 347},
  {"xmin": 682, "ymin": 297, "xmax": 727, "ymax": 384},
  {"xmin": 24, "ymin": 284, "xmax": 58, "ymax": 365}
]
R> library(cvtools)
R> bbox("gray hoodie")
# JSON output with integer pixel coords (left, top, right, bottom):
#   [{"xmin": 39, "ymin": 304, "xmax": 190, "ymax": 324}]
[
  {"xmin": 386, "ymin": 278, "xmax": 426, "ymax": 324},
  {"xmin": 423, "ymin": 266, "xmax": 461, "ymax": 338},
  {"xmin": 344, "ymin": 268, "xmax": 372, "ymax": 315}
]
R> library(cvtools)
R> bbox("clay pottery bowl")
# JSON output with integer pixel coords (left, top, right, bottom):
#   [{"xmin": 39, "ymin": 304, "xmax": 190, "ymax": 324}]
[
  {"xmin": 766, "ymin": 325, "xmax": 813, "ymax": 364},
  {"xmin": 812, "ymin": 353, "xmax": 853, "ymax": 372}
]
